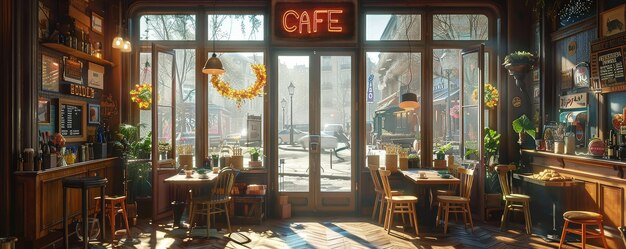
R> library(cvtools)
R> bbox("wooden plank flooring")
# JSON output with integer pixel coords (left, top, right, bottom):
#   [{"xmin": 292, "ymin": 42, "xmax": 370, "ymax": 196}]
[{"xmin": 106, "ymin": 216, "xmax": 606, "ymax": 249}]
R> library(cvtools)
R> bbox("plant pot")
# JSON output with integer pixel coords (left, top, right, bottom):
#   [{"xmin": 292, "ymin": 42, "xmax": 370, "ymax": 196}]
[
  {"xmin": 504, "ymin": 63, "xmax": 533, "ymax": 75},
  {"xmin": 436, "ymin": 153, "xmax": 445, "ymax": 160},
  {"xmin": 185, "ymin": 170, "xmax": 193, "ymax": 178},
  {"xmin": 135, "ymin": 196, "xmax": 152, "ymax": 219},
  {"xmin": 408, "ymin": 158, "xmax": 420, "ymax": 168},
  {"xmin": 485, "ymin": 193, "xmax": 502, "ymax": 208},
  {"xmin": 251, "ymin": 154, "xmax": 259, "ymax": 161}
]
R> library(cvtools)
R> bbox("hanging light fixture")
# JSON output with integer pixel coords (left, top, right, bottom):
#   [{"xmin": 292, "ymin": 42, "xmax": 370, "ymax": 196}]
[
  {"xmin": 399, "ymin": 15, "xmax": 419, "ymax": 110},
  {"xmin": 112, "ymin": 0, "xmax": 124, "ymax": 49},
  {"xmin": 121, "ymin": 40, "xmax": 132, "ymax": 53},
  {"xmin": 202, "ymin": 9, "xmax": 224, "ymax": 75}
]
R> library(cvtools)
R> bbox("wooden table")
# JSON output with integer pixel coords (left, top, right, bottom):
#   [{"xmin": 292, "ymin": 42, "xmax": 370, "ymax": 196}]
[
  {"xmin": 514, "ymin": 173, "xmax": 582, "ymax": 241},
  {"xmin": 400, "ymin": 169, "xmax": 461, "ymax": 185},
  {"xmin": 164, "ymin": 172, "xmax": 220, "ymax": 237}
]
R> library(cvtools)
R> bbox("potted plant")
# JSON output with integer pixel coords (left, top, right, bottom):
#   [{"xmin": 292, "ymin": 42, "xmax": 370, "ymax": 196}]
[
  {"xmin": 483, "ymin": 127, "xmax": 503, "ymax": 215},
  {"xmin": 184, "ymin": 164, "xmax": 193, "ymax": 178},
  {"xmin": 248, "ymin": 147, "xmax": 263, "ymax": 168},
  {"xmin": 408, "ymin": 154, "xmax": 420, "ymax": 168},
  {"xmin": 435, "ymin": 143, "xmax": 452, "ymax": 160},
  {"xmin": 503, "ymin": 51, "xmax": 536, "ymax": 75},
  {"xmin": 158, "ymin": 142, "xmax": 170, "ymax": 160},
  {"xmin": 196, "ymin": 168, "xmax": 208, "ymax": 179},
  {"xmin": 512, "ymin": 114, "xmax": 536, "ymax": 148},
  {"xmin": 211, "ymin": 154, "xmax": 219, "ymax": 168},
  {"xmin": 464, "ymin": 148, "xmax": 478, "ymax": 161}
]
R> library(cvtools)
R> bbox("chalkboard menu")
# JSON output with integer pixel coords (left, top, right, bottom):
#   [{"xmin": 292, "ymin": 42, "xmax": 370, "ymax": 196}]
[
  {"xmin": 58, "ymin": 99, "xmax": 87, "ymax": 142},
  {"xmin": 598, "ymin": 48, "xmax": 625, "ymax": 86},
  {"xmin": 591, "ymin": 33, "xmax": 626, "ymax": 93}
]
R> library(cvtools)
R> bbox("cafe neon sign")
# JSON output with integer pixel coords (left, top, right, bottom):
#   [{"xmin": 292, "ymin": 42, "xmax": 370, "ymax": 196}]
[{"xmin": 274, "ymin": 2, "xmax": 355, "ymax": 40}]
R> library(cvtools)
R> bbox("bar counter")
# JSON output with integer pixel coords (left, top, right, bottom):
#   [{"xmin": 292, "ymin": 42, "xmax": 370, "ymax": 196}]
[{"xmin": 522, "ymin": 149, "xmax": 626, "ymax": 249}]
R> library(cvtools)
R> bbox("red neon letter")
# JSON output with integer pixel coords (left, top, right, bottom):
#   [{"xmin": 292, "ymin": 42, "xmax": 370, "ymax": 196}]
[
  {"xmin": 299, "ymin": 11, "xmax": 311, "ymax": 34},
  {"xmin": 327, "ymin": 10, "xmax": 343, "ymax": 32},
  {"xmin": 313, "ymin": 10, "xmax": 327, "ymax": 33},
  {"xmin": 282, "ymin": 10, "xmax": 298, "ymax": 32}
]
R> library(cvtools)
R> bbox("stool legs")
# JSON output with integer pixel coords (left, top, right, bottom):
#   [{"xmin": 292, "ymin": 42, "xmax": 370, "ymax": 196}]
[
  {"xmin": 100, "ymin": 187, "xmax": 105, "ymax": 243},
  {"xmin": 122, "ymin": 202, "xmax": 132, "ymax": 239},
  {"xmin": 64, "ymin": 188, "xmax": 68, "ymax": 249},
  {"xmin": 559, "ymin": 219, "xmax": 608, "ymax": 249},
  {"xmin": 559, "ymin": 220, "xmax": 569, "ymax": 248},
  {"xmin": 82, "ymin": 188, "xmax": 88, "ymax": 249}
]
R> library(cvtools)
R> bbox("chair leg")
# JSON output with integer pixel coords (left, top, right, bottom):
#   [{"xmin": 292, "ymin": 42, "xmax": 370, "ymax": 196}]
[
  {"xmin": 109, "ymin": 203, "xmax": 116, "ymax": 242},
  {"xmin": 121, "ymin": 202, "xmax": 131, "ymax": 238},
  {"xmin": 411, "ymin": 203, "xmax": 419, "ymax": 237},
  {"xmin": 500, "ymin": 202, "xmax": 510, "ymax": 231},
  {"xmin": 598, "ymin": 221, "xmax": 608, "ymax": 249},
  {"xmin": 188, "ymin": 203, "xmax": 195, "ymax": 234},
  {"xmin": 387, "ymin": 203, "xmax": 395, "ymax": 235},
  {"xmin": 383, "ymin": 201, "xmax": 390, "ymax": 230},
  {"xmin": 206, "ymin": 204, "xmax": 211, "ymax": 237},
  {"xmin": 378, "ymin": 198, "xmax": 385, "ymax": 225},
  {"xmin": 466, "ymin": 203, "xmax": 474, "ymax": 233},
  {"xmin": 224, "ymin": 203, "xmax": 232, "ymax": 234},
  {"xmin": 581, "ymin": 224, "xmax": 587, "ymax": 249},
  {"xmin": 558, "ymin": 220, "xmax": 569, "ymax": 249},
  {"xmin": 523, "ymin": 202, "xmax": 532, "ymax": 234},
  {"xmin": 372, "ymin": 194, "xmax": 380, "ymax": 220},
  {"xmin": 436, "ymin": 202, "xmax": 442, "ymax": 227},
  {"xmin": 443, "ymin": 202, "xmax": 450, "ymax": 236}
]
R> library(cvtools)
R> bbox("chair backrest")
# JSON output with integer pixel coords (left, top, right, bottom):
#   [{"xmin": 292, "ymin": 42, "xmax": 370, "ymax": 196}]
[
  {"xmin": 378, "ymin": 169, "xmax": 394, "ymax": 199},
  {"xmin": 368, "ymin": 164, "xmax": 384, "ymax": 194},
  {"xmin": 494, "ymin": 164, "xmax": 516, "ymax": 196},
  {"xmin": 211, "ymin": 167, "xmax": 238, "ymax": 200},
  {"xmin": 457, "ymin": 167, "xmax": 475, "ymax": 199}
]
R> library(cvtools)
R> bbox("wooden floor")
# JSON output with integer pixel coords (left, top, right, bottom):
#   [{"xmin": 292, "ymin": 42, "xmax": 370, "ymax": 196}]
[{"xmin": 104, "ymin": 216, "xmax": 606, "ymax": 249}]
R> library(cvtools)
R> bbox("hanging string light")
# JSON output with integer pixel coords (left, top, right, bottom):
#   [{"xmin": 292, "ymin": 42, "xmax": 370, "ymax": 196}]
[
  {"xmin": 203, "ymin": 3, "xmax": 225, "ymax": 75},
  {"xmin": 112, "ymin": 0, "xmax": 131, "ymax": 52}
]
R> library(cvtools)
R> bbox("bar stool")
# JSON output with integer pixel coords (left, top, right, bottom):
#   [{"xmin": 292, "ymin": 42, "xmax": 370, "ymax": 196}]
[
  {"xmin": 559, "ymin": 211, "xmax": 608, "ymax": 249},
  {"xmin": 63, "ymin": 176, "xmax": 107, "ymax": 249},
  {"xmin": 93, "ymin": 196, "xmax": 131, "ymax": 243}
]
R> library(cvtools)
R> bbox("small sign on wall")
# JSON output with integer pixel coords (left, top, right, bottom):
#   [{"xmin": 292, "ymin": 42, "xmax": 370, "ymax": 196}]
[{"xmin": 559, "ymin": 92, "xmax": 587, "ymax": 109}]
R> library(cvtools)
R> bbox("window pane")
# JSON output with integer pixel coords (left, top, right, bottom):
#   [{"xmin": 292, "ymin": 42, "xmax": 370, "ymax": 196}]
[
  {"xmin": 432, "ymin": 49, "xmax": 461, "ymax": 160},
  {"xmin": 208, "ymin": 15, "xmax": 264, "ymax": 41},
  {"xmin": 207, "ymin": 52, "xmax": 264, "ymax": 167},
  {"xmin": 366, "ymin": 14, "xmax": 421, "ymax": 40},
  {"xmin": 433, "ymin": 14, "xmax": 488, "ymax": 40},
  {"xmin": 140, "ymin": 15, "xmax": 196, "ymax": 40},
  {"xmin": 320, "ymin": 55, "xmax": 352, "ymax": 192},
  {"xmin": 278, "ymin": 56, "xmax": 309, "ymax": 192},
  {"xmin": 174, "ymin": 49, "xmax": 196, "ymax": 162},
  {"xmin": 365, "ymin": 52, "xmax": 422, "ymax": 164}
]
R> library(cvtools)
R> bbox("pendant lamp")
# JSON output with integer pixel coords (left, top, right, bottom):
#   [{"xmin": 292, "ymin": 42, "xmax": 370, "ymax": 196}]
[
  {"xmin": 203, "ymin": 12, "xmax": 224, "ymax": 75},
  {"xmin": 399, "ymin": 15, "xmax": 419, "ymax": 111},
  {"xmin": 112, "ymin": 0, "xmax": 131, "ymax": 52},
  {"xmin": 399, "ymin": 92, "xmax": 419, "ymax": 110},
  {"xmin": 121, "ymin": 40, "xmax": 132, "ymax": 52}
]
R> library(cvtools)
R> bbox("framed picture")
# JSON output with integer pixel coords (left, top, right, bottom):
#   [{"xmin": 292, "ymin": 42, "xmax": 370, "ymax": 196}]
[
  {"xmin": 63, "ymin": 56, "xmax": 83, "ymax": 84},
  {"xmin": 38, "ymin": 97, "xmax": 51, "ymax": 124},
  {"xmin": 573, "ymin": 62, "xmax": 590, "ymax": 88},
  {"xmin": 600, "ymin": 4, "xmax": 625, "ymax": 37},
  {"xmin": 88, "ymin": 103, "xmax": 100, "ymax": 124},
  {"xmin": 91, "ymin": 12, "xmax": 103, "ymax": 35},
  {"xmin": 88, "ymin": 62, "xmax": 104, "ymax": 89},
  {"xmin": 41, "ymin": 54, "xmax": 60, "ymax": 92},
  {"xmin": 561, "ymin": 70, "xmax": 573, "ymax": 90}
]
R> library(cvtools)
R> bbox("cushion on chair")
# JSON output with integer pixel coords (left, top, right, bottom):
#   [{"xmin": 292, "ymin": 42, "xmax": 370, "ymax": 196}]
[
  {"xmin": 563, "ymin": 211, "xmax": 602, "ymax": 221},
  {"xmin": 437, "ymin": 195, "xmax": 469, "ymax": 203},
  {"xmin": 504, "ymin": 194, "xmax": 530, "ymax": 201},
  {"xmin": 389, "ymin": 195, "xmax": 418, "ymax": 202}
]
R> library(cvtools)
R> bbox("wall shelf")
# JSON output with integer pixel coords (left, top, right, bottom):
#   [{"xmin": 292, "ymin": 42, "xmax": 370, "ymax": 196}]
[{"xmin": 41, "ymin": 43, "xmax": 114, "ymax": 66}]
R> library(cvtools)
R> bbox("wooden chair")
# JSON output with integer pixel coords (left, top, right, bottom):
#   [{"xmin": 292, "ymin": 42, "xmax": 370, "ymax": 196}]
[
  {"xmin": 368, "ymin": 164, "xmax": 400, "ymax": 224},
  {"xmin": 559, "ymin": 211, "xmax": 608, "ymax": 249},
  {"xmin": 189, "ymin": 167, "xmax": 238, "ymax": 237},
  {"xmin": 436, "ymin": 167, "xmax": 475, "ymax": 235},
  {"xmin": 495, "ymin": 164, "xmax": 532, "ymax": 234},
  {"xmin": 378, "ymin": 168, "xmax": 419, "ymax": 237},
  {"xmin": 430, "ymin": 159, "xmax": 461, "ymax": 210}
]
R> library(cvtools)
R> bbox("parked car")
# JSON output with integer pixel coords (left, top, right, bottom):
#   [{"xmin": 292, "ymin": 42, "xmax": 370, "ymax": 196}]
[
  {"xmin": 278, "ymin": 129, "xmax": 307, "ymax": 144},
  {"xmin": 298, "ymin": 134, "xmax": 338, "ymax": 151},
  {"xmin": 323, "ymin": 124, "xmax": 345, "ymax": 134}
]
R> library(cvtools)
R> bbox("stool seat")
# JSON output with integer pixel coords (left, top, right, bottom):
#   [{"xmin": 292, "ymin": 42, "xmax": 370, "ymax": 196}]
[
  {"xmin": 63, "ymin": 176, "xmax": 108, "ymax": 188},
  {"xmin": 564, "ymin": 211, "xmax": 603, "ymax": 221}
]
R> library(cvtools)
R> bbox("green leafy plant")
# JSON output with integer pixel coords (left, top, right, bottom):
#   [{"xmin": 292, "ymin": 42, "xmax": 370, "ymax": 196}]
[
  {"xmin": 247, "ymin": 147, "xmax": 263, "ymax": 161},
  {"xmin": 435, "ymin": 143, "xmax": 453, "ymax": 155},
  {"xmin": 408, "ymin": 154, "xmax": 420, "ymax": 159},
  {"xmin": 114, "ymin": 123, "xmax": 152, "ymax": 159},
  {"xmin": 465, "ymin": 148, "xmax": 478, "ymax": 160},
  {"xmin": 158, "ymin": 142, "xmax": 170, "ymax": 152},
  {"xmin": 127, "ymin": 162, "xmax": 152, "ymax": 199},
  {"xmin": 196, "ymin": 168, "xmax": 206, "ymax": 175},
  {"xmin": 503, "ymin": 51, "xmax": 537, "ymax": 65},
  {"xmin": 484, "ymin": 127, "xmax": 501, "ymax": 159},
  {"xmin": 512, "ymin": 114, "xmax": 536, "ymax": 142}
]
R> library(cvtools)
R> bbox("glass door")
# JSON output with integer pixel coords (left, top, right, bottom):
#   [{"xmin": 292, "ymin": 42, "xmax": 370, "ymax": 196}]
[{"xmin": 276, "ymin": 51, "xmax": 355, "ymax": 212}]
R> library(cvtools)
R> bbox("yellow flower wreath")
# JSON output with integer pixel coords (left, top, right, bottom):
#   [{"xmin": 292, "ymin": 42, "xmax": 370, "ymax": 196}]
[{"xmin": 210, "ymin": 64, "xmax": 267, "ymax": 108}]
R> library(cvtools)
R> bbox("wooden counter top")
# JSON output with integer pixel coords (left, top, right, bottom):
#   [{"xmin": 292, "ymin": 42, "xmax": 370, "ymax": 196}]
[
  {"xmin": 522, "ymin": 149, "xmax": 626, "ymax": 169},
  {"xmin": 14, "ymin": 157, "xmax": 119, "ymax": 176}
]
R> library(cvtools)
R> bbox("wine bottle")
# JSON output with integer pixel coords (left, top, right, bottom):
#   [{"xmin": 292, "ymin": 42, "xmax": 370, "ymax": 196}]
[{"xmin": 608, "ymin": 131, "xmax": 615, "ymax": 159}]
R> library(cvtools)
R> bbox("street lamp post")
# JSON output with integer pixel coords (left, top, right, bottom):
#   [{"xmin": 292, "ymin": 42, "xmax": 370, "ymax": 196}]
[
  {"xmin": 281, "ymin": 98, "xmax": 287, "ymax": 131},
  {"xmin": 445, "ymin": 69, "xmax": 452, "ymax": 141},
  {"xmin": 288, "ymin": 82, "xmax": 295, "ymax": 146}
]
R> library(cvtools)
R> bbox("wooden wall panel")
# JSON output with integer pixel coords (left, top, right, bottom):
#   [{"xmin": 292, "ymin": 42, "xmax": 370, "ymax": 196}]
[
  {"xmin": 600, "ymin": 184, "xmax": 624, "ymax": 228},
  {"xmin": 579, "ymin": 180, "xmax": 599, "ymax": 212}
]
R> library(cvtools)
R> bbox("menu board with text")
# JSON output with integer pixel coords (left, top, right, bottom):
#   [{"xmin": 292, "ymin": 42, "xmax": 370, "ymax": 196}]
[{"xmin": 58, "ymin": 99, "xmax": 86, "ymax": 141}]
